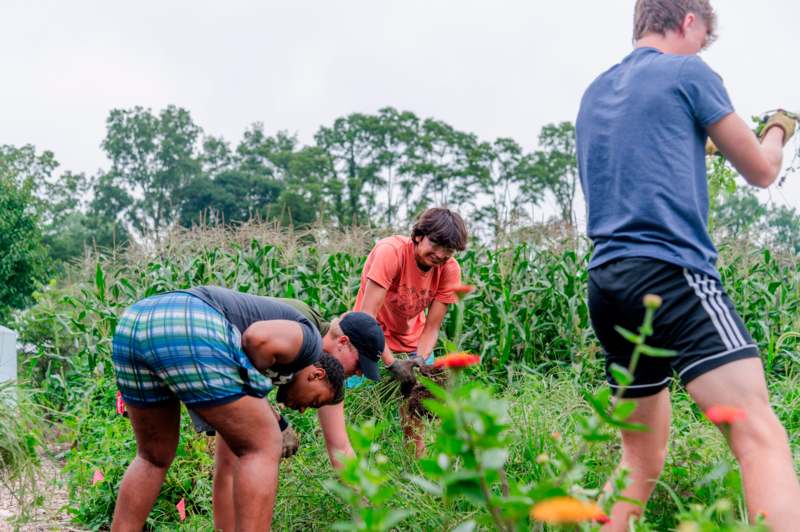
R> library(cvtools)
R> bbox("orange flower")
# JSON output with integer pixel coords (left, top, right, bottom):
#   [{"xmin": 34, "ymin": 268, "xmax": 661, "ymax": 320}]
[
  {"xmin": 530, "ymin": 496, "xmax": 608, "ymax": 524},
  {"xmin": 432, "ymin": 352, "xmax": 481, "ymax": 369},
  {"xmin": 705, "ymin": 405, "xmax": 746, "ymax": 425},
  {"xmin": 453, "ymin": 284, "xmax": 475, "ymax": 300}
]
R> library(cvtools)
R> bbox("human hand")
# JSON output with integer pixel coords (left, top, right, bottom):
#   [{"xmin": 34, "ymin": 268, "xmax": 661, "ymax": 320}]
[
  {"xmin": 386, "ymin": 358, "xmax": 421, "ymax": 387},
  {"xmin": 281, "ymin": 426, "xmax": 300, "ymax": 458},
  {"xmin": 760, "ymin": 110, "xmax": 796, "ymax": 146}
]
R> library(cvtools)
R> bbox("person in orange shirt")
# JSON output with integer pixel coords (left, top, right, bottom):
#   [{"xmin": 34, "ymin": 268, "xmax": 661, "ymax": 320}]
[
  {"xmin": 356, "ymin": 206, "xmax": 468, "ymax": 380},
  {"xmin": 315, "ymin": 207, "xmax": 468, "ymax": 466}
]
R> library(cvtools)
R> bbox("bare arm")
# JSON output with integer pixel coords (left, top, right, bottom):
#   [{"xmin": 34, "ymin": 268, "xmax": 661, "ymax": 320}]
[
  {"xmin": 240, "ymin": 320, "xmax": 303, "ymax": 372},
  {"xmin": 317, "ymin": 402, "xmax": 354, "ymax": 469},
  {"xmin": 707, "ymin": 113, "xmax": 785, "ymax": 188},
  {"xmin": 359, "ymin": 279, "xmax": 395, "ymax": 366},
  {"xmin": 415, "ymin": 300, "xmax": 449, "ymax": 360}
]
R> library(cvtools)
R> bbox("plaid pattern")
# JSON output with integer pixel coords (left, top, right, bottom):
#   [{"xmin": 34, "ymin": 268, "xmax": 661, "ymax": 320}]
[{"xmin": 112, "ymin": 292, "xmax": 272, "ymax": 408}]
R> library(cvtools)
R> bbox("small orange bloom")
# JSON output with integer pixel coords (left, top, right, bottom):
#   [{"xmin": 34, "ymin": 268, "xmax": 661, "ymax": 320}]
[
  {"xmin": 453, "ymin": 284, "xmax": 476, "ymax": 300},
  {"xmin": 705, "ymin": 405, "xmax": 746, "ymax": 425},
  {"xmin": 530, "ymin": 496, "xmax": 608, "ymax": 524},
  {"xmin": 432, "ymin": 352, "xmax": 481, "ymax": 369}
]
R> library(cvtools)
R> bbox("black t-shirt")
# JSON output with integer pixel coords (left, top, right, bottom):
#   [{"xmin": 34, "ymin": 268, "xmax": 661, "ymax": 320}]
[{"xmin": 180, "ymin": 286, "xmax": 322, "ymax": 383}]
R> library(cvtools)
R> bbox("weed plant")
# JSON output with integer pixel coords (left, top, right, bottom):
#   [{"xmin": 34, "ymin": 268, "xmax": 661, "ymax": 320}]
[{"xmin": 8, "ymin": 223, "xmax": 800, "ymax": 529}]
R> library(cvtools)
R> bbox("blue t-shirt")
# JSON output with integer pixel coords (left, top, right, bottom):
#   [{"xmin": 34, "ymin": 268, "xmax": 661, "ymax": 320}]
[{"xmin": 576, "ymin": 47, "xmax": 734, "ymax": 279}]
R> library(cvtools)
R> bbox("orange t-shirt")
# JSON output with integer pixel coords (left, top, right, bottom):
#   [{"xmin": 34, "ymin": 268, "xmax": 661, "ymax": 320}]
[{"xmin": 354, "ymin": 236, "xmax": 461, "ymax": 353}]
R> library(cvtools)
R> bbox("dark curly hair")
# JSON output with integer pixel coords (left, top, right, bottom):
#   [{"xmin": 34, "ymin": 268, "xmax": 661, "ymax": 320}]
[{"xmin": 315, "ymin": 353, "xmax": 345, "ymax": 404}]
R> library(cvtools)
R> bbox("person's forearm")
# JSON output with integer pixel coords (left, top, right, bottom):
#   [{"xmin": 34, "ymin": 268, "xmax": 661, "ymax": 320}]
[
  {"xmin": 416, "ymin": 328, "xmax": 440, "ymax": 359},
  {"xmin": 381, "ymin": 345, "xmax": 395, "ymax": 366},
  {"xmin": 327, "ymin": 443, "xmax": 355, "ymax": 470},
  {"xmin": 761, "ymin": 127, "xmax": 786, "ymax": 185}
]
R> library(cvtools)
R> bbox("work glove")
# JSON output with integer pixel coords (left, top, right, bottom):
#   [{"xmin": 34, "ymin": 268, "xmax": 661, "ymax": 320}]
[
  {"xmin": 386, "ymin": 357, "xmax": 422, "ymax": 388},
  {"xmin": 760, "ymin": 110, "xmax": 796, "ymax": 146},
  {"xmin": 705, "ymin": 137, "xmax": 720, "ymax": 156},
  {"xmin": 281, "ymin": 426, "xmax": 300, "ymax": 459}
]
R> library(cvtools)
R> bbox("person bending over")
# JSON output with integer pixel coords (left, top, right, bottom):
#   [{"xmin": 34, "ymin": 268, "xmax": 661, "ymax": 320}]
[{"xmin": 110, "ymin": 289, "xmax": 344, "ymax": 532}]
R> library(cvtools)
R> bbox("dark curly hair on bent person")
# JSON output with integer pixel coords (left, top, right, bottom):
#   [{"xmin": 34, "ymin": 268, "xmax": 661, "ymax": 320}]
[
  {"xmin": 315, "ymin": 353, "xmax": 345, "ymax": 404},
  {"xmin": 411, "ymin": 207, "xmax": 468, "ymax": 251}
]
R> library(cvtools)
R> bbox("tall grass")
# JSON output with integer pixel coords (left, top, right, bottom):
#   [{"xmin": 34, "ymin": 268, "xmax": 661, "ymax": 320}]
[
  {"xmin": 9, "ymin": 222, "xmax": 800, "ymax": 529},
  {"xmin": 0, "ymin": 381, "xmax": 46, "ymax": 523}
]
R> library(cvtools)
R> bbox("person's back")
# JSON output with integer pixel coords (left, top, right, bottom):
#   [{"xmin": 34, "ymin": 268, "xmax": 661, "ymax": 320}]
[{"xmin": 577, "ymin": 47, "xmax": 731, "ymax": 279}]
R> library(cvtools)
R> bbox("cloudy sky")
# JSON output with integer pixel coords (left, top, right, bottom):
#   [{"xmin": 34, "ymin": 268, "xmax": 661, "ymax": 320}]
[{"xmin": 2, "ymin": 0, "xmax": 799, "ymax": 216}]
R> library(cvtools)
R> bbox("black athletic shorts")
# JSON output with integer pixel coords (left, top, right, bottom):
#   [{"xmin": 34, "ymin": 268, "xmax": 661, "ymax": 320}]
[{"xmin": 588, "ymin": 257, "xmax": 759, "ymax": 398}]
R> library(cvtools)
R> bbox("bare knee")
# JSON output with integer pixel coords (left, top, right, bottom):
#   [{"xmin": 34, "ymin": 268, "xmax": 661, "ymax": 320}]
[
  {"xmin": 227, "ymin": 427, "xmax": 282, "ymax": 460},
  {"xmin": 622, "ymin": 440, "xmax": 667, "ymax": 480},
  {"xmin": 729, "ymin": 403, "xmax": 789, "ymax": 461},
  {"xmin": 138, "ymin": 445, "xmax": 176, "ymax": 469}
]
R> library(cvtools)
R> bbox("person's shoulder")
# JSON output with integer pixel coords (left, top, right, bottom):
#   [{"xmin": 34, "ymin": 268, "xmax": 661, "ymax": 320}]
[
  {"xmin": 677, "ymin": 54, "xmax": 724, "ymax": 83},
  {"xmin": 371, "ymin": 235, "xmax": 408, "ymax": 256},
  {"xmin": 374, "ymin": 235, "xmax": 409, "ymax": 249},
  {"xmin": 441, "ymin": 257, "xmax": 461, "ymax": 275}
]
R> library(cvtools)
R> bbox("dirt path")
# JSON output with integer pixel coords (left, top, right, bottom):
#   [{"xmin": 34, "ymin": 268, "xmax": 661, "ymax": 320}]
[{"xmin": 0, "ymin": 456, "xmax": 82, "ymax": 532}]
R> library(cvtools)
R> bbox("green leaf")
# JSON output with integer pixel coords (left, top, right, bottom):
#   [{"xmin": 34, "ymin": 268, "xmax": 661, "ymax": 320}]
[
  {"xmin": 406, "ymin": 475, "xmax": 443, "ymax": 496},
  {"xmin": 608, "ymin": 363, "xmax": 633, "ymax": 387},
  {"xmin": 638, "ymin": 344, "xmax": 677, "ymax": 358},
  {"xmin": 614, "ymin": 325, "xmax": 640, "ymax": 344},
  {"xmin": 382, "ymin": 509, "xmax": 413, "ymax": 529},
  {"xmin": 95, "ymin": 263, "xmax": 106, "ymax": 303}
]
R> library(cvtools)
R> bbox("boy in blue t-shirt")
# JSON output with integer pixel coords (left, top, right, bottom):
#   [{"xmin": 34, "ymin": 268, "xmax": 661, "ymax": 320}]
[{"xmin": 576, "ymin": 0, "xmax": 798, "ymax": 529}]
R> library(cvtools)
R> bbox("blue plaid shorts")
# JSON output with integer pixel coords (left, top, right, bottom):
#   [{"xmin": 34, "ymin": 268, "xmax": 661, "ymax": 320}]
[{"xmin": 112, "ymin": 292, "xmax": 273, "ymax": 408}]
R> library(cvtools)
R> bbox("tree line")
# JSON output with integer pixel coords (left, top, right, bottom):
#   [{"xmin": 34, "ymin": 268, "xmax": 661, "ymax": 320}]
[{"xmin": 2, "ymin": 104, "xmax": 799, "ymax": 322}]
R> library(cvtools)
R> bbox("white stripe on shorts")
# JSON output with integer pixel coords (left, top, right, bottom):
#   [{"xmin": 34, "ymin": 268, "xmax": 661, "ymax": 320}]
[
  {"xmin": 677, "ymin": 344, "xmax": 757, "ymax": 378},
  {"xmin": 682, "ymin": 269, "xmax": 741, "ymax": 350},
  {"xmin": 692, "ymin": 273, "xmax": 742, "ymax": 348},
  {"xmin": 696, "ymin": 274, "xmax": 748, "ymax": 346},
  {"xmin": 608, "ymin": 376, "xmax": 672, "ymax": 390}
]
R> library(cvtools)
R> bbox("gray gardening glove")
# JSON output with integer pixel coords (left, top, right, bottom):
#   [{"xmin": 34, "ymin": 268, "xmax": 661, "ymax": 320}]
[
  {"xmin": 281, "ymin": 426, "xmax": 300, "ymax": 459},
  {"xmin": 386, "ymin": 357, "xmax": 423, "ymax": 388}
]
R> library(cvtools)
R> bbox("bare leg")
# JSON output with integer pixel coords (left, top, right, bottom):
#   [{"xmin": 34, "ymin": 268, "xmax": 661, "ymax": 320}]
[
  {"xmin": 213, "ymin": 433, "xmax": 238, "ymax": 531},
  {"xmin": 686, "ymin": 358, "xmax": 800, "ymax": 532},
  {"xmin": 111, "ymin": 400, "xmax": 181, "ymax": 532},
  {"xmin": 195, "ymin": 396, "xmax": 282, "ymax": 532},
  {"xmin": 603, "ymin": 389, "xmax": 671, "ymax": 532}
]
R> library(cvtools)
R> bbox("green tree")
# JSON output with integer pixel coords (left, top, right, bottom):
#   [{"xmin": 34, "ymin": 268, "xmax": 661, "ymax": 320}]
[
  {"xmin": 766, "ymin": 204, "xmax": 800, "ymax": 254},
  {"xmin": 315, "ymin": 113, "xmax": 382, "ymax": 227},
  {"xmin": 712, "ymin": 187, "xmax": 766, "ymax": 240},
  {"xmin": 100, "ymin": 105, "xmax": 203, "ymax": 241},
  {"xmin": 534, "ymin": 122, "xmax": 578, "ymax": 225},
  {"xmin": 0, "ymin": 146, "xmax": 49, "ymax": 322},
  {"xmin": 409, "ymin": 118, "xmax": 478, "ymax": 214},
  {"xmin": 472, "ymin": 138, "xmax": 541, "ymax": 242}
]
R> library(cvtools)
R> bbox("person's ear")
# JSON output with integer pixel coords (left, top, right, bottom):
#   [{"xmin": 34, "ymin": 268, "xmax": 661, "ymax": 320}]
[
  {"xmin": 310, "ymin": 366, "xmax": 327, "ymax": 381},
  {"xmin": 338, "ymin": 334, "xmax": 350, "ymax": 345},
  {"xmin": 681, "ymin": 13, "xmax": 695, "ymax": 36}
]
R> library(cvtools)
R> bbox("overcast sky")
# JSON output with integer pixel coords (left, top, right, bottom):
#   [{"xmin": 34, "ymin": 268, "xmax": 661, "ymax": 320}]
[{"xmin": 2, "ymin": 0, "xmax": 799, "ymax": 217}]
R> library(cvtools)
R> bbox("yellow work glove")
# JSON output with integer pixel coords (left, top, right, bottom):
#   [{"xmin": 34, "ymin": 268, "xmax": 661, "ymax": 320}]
[
  {"xmin": 705, "ymin": 137, "xmax": 720, "ymax": 156},
  {"xmin": 760, "ymin": 110, "xmax": 796, "ymax": 146}
]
